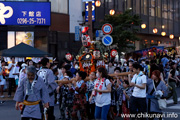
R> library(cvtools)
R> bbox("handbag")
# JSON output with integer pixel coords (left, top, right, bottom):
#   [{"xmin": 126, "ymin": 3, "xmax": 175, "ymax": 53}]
[{"xmin": 152, "ymin": 81, "xmax": 167, "ymax": 109}]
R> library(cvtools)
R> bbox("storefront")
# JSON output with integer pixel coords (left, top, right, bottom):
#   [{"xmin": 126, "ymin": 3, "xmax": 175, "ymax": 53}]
[{"xmin": 0, "ymin": 1, "xmax": 51, "ymax": 52}]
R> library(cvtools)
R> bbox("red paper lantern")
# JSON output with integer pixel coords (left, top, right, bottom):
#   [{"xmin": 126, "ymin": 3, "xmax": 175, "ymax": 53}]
[
  {"xmin": 81, "ymin": 35, "xmax": 91, "ymax": 47},
  {"xmin": 110, "ymin": 49, "xmax": 118, "ymax": 57},
  {"xmin": 65, "ymin": 53, "xmax": 73, "ymax": 61}
]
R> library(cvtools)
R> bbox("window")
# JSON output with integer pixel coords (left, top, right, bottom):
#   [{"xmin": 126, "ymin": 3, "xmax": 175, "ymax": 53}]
[
  {"xmin": 150, "ymin": 0, "xmax": 155, "ymax": 16},
  {"xmin": 127, "ymin": 0, "xmax": 132, "ymax": 10},
  {"xmin": 168, "ymin": 0, "xmax": 173, "ymax": 20},
  {"xmin": 174, "ymin": 0, "xmax": 179, "ymax": 21},
  {"xmin": 50, "ymin": 0, "xmax": 68, "ymax": 14},
  {"xmin": 162, "ymin": 0, "xmax": 168, "ymax": 19},
  {"xmin": 136, "ymin": 0, "xmax": 140, "ymax": 14},
  {"xmin": 157, "ymin": 0, "xmax": 161, "ymax": 17},
  {"xmin": 108, "ymin": 0, "xmax": 114, "ymax": 9}
]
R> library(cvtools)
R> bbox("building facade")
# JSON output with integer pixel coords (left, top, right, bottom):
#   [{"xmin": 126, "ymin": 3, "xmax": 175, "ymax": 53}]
[
  {"xmin": 94, "ymin": 0, "xmax": 180, "ymax": 51},
  {"xmin": 0, "ymin": 0, "xmax": 82, "ymax": 61}
]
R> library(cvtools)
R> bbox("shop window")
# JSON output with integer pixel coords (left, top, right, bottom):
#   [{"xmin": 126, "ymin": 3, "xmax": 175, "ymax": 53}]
[{"xmin": 8, "ymin": 31, "xmax": 15, "ymax": 49}]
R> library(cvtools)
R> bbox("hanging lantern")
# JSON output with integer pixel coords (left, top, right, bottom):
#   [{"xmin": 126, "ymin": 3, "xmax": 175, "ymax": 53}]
[
  {"xmin": 110, "ymin": 49, "xmax": 118, "ymax": 58},
  {"xmin": 169, "ymin": 34, "xmax": 174, "ymax": 39},
  {"xmin": 65, "ymin": 53, "xmax": 73, "ymax": 61},
  {"xmin": 161, "ymin": 32, "xmax": 166, "ymax": 36},
  {"xmin": 109, "ymin": 9, "xmax": 115, "ymax": 15},
  {"xmin": 162, "ymin": 25, "xmax": 165, "ymax": 29},
  {"xmin": 153, "ymin": 28, "xmax": 158, "ymax": 34},
  {"xmin": 141, "ymin": 24, "xmax": 146, "ymax": 29},
  {"xmin": 95, "ymin": 0, "xmax": 101, "ymax": 7},
  {"xmin": 81, "ymin": 35, "xmax": 91, "ymax": 47}
]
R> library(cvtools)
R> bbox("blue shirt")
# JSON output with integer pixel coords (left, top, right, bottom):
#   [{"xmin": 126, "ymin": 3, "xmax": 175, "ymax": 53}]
[{"xmin": 161, "ymin": 57, "xmax": 169, "ymax": 67}]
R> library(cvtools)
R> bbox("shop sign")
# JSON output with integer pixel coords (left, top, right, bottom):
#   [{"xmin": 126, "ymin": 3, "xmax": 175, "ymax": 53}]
[
  {"xmin": 0, "ymin": 2, "xmax": 51, "ymax": 25},
  {"xmin": 85, "ymin": 0, "xmax": 95, "ymax": 22}
]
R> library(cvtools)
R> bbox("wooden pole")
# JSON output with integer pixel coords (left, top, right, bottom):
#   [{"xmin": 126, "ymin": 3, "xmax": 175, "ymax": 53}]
[
  {"xmin": 56, "ymin": 72, "xmax": 133, "ymax": 84},
  {"xmin": 88, "ymin": 1, "xmax": 93, "ymax": 40}
]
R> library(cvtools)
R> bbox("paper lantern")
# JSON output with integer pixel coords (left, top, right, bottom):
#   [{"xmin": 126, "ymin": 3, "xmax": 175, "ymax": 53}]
[
  {"xmin": 81, "ymin": 35, "xmax": 91, "ymax": 47},
  {"xmin": 169, "ymin": 34, "xmax": 174, "ymax": 39},
  {"xmin": 65, "ymin": 53, "xmax": 73, "ymax": 61},
  {"xmin": 110, "ymin": 49, "xmax": 118, "ymax": 57},
  {"xmin": 141, "ymin": 24, "xmax": 146, "ymax": 29},
  {"xmin": 95, "ymin": 0, "xmax": 101, "ymax": 7},
  {"xmin": 109, "ymin": 9, "xmax": 115, "ymax": 15},
  {"xmin": 161, "ymin": 32, "xmax": 166, "ymax": 36},
  {"xmin": 153, "ymin": 28, "xmax": 158, "ymax": 34}
]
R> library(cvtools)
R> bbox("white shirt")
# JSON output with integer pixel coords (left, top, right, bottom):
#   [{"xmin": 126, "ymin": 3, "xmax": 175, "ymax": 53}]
[
  {"xmin": 8, "ymin": 63, "xmax": 16, "ymax": 78},
  {"xmin": 95, "ymin": 79, "xmax": 111, "ymax": 107},
  {"xmin": 131, "ymin": 73, "xmax": 147, "ymax": 98}
]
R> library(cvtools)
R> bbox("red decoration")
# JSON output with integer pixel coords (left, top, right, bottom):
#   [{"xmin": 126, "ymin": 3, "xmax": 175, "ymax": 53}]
[
  {"xmin": 81, "ymin": 35, "xmax": 91, "ymax": 47},
  {"xmin": 110, "ymin": 49, "xmax": 118, "ymax": 57},
  {"xmin": 65, "ymin": 53, "xmax": 73, "ymax": 61}
]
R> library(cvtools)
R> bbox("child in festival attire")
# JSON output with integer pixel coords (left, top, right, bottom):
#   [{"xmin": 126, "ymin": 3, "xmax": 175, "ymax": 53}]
[
  {"xmin": 85, "ymin": 72, "xmax": 96, "ymax": 120},
  {"xmin": 58, "ymin": 71, "xmax": 74, "ymax": 120},
  {"xmin": 72, "ymin": 71, "xmax": 87, "ymax": 120},
  {"xmin": 122, "ymin": 80, "xmax": 133, "ymax": 120}
]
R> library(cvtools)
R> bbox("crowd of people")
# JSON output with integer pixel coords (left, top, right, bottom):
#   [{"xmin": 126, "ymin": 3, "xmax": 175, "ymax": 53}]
[{"xmin": 0, "ymin": 54, "xmax": 179, "ymax": 120}]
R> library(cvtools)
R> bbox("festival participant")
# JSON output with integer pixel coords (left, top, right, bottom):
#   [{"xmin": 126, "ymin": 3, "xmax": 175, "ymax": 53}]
[
  {"xmin": 89, "ymin": 67, "xmax": 111, "ymax": 120},
  {"xmin": 128, "ymin": 62, "xmax": 147, "ymax": 120},
  {"xmin": 37, "ymin": 57, "xmax": 58, "ymax": 120},
  {"xmin": 108, "ymin": 76, "xmax": 116, "ymax": 120},
  {"xmin": 122, "ymin": 80, "xmax": 133, "ymax": 120},
  {"xmin": 72, "ymin": 71, "xmax": 87, "ymax": 120},
  {"xmin": 58, "ymin": 71, "xmax": 73, "ymax": 120},
  {"xmin": 8, "ymin": 56, "xmax": 16, "ymax": 97},
  {"xmin": 146, "ymin": 70, "xmax": 168, "ymax": 120},
  {"xmin": 0, "ymin": 60, "xmax": 6, "ymax": 98},
  {"xmin": 86, "ymin": 71, "xmax": 96, "ymax": 120},
  {"xmin": 161, "ymin": 54, "xmax": 169, "ymax": 67},
  {"xmin": 14, "ymin": 66, "xmax": 49, "ymax": 120},
  {"xmin": 18, "ymin": 63, "xmax": 28, "ymax": 86},
  {"xmin": 107, "ymin": 62, "xmax": 116, "ymax": 74},
  {"xmin": 168, "ymin": 62, "xmax": 180, "ymax": 104},
  {"xmin": 122, "ymin": 62, "xmax": 129, "ymax": 72}
]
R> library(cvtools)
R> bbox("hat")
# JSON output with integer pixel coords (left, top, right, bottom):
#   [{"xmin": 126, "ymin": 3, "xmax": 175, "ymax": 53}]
[{"xmin": 21, "ymin": 63, "xmax": 28, "ymax": 68}]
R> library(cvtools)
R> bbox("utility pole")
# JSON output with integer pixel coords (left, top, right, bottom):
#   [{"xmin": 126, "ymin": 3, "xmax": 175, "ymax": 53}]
[{"xmin": 88, "ymin": 2, "xmax": 93, "ymax": 40}]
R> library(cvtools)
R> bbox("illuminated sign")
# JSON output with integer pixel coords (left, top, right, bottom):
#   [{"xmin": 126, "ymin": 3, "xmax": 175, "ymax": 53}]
[
  {"xmin": 0, "ymin": 2, "xmax": 51, "ymax": 25},
  {"xmin": 85, "ymin": 0, "xmax": 95, "ymax": 22}
]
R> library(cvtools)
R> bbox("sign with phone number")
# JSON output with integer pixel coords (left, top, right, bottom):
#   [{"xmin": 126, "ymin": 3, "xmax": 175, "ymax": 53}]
[{"xmin": 0, "ymin": 2, "xmax": 51, "ymax": 26}]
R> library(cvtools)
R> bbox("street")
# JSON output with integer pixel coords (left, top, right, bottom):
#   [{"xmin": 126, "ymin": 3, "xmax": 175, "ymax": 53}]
[{"xmin": 0, "ymin": 87, "xmax": 180, "ymax": 120}]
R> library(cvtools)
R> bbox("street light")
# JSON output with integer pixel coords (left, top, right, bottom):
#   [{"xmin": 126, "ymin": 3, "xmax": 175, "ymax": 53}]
[
  {"xmin": 141, "ymin": 24, "xmax": 146, "ymax": 29},
  {"xmin": 161, "ymin": 31, "xmax": 166, "ymax": 36},
  {"xmin": 153, "ymin": 28, "xmax": 158, "ymax": 34},
  {"xmin": 95, "ymin": 0, "xmax": 101, "ymax": 7},
  {"xmin": 109, "ymin": 9, "xmax": 115, "ymax": 15},
  {"xmin": 169, "ymin": 34, "xmax": 174, "ymax": 39}
]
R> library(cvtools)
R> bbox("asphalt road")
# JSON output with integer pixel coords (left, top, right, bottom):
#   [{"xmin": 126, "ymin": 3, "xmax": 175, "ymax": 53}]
[{"xmin": 0, "ymin": 87, "xmax": 180, "ymax": 120}]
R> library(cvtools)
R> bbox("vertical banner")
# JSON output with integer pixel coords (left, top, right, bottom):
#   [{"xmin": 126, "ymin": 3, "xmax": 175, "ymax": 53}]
[
  {"xmin": 85, "ymin": 0, "xmax": 95, "ymax": 22},
  {"xmin": 75, "ymin": 26, "xmax": 80, "ymax": 41}
]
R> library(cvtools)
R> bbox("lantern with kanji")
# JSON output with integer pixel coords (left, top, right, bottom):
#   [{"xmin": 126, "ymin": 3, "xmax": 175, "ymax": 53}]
[
  {"xmin": 81, "ymin": 35, "xmax": 91, "ymax": 47},
  {"xmin": 65, "ymin": 53, "xmax": 73, "ymax": 61},
  {"xmin": 110, "ymin": 49, "xmax": 118, "ymax": 58}
]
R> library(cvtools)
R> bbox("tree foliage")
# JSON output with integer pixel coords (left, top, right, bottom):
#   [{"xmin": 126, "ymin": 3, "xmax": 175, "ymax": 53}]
[{"xmin": 103, "ymin": 10, "xmax": 142, "ymax": 53}]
